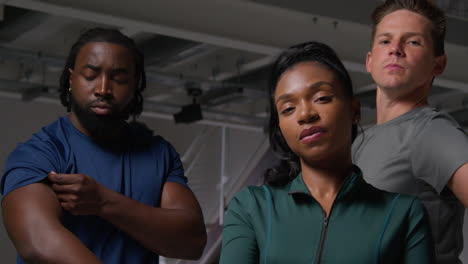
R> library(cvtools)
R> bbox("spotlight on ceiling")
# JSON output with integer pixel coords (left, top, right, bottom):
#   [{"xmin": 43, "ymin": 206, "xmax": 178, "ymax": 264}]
[
  {"xmin": 173, "ymin": 103, "xmax": 203, "ymax": 124},
  {"xmin": 173, "ymin": 82, "xmax": 203, "ymax": 124}
]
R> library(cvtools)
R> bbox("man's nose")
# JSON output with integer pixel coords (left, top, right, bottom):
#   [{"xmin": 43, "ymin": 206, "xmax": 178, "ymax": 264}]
[
  {"xmin": 389, "ymin": 42, "xmax": 404, "ymax": 57},
  {"xmin": 95, "ymin": 75, "xmax": 112, "ymax": 97}
]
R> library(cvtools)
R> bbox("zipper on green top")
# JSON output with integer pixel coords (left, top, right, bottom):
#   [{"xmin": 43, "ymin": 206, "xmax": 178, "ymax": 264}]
[{"xmin": 314, "ymin": 215, "xmax": 329, "ymax": 264}]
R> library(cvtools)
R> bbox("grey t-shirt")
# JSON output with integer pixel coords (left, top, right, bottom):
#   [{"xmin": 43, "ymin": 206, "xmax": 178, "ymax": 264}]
[{"xmin": 352, "ymin": 106, "xmax": 467, "ymax": 264}]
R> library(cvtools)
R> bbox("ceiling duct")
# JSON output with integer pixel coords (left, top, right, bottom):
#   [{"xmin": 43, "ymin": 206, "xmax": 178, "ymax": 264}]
[{"xmin": 0, "ymin": 6, "xmax": 49, "ymax": 43}]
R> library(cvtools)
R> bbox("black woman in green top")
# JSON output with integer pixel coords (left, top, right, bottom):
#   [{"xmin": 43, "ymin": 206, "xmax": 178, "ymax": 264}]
[{"xmin": 220, "ymin": 42, "xmax": 435, "ymax": 264}]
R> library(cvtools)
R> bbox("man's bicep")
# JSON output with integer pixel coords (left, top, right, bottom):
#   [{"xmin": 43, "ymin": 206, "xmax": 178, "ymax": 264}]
[
  {"xmin": 448, "ymin": 163, "xmax": 468, "ymax": 208},
  {"xmin": 2, "ymin": 183, "xmax": 63, "ymax": 258},
  {"xmin": 411, "ymin": 117, "xmax": 468, "ymax": 192},
  {"xmin": 1, "ymin": 183, "xmax": 102, "ymax": 263},
  {"xmin": 160, "ymin": 182, "xmax": 202, "ymax": 214}
]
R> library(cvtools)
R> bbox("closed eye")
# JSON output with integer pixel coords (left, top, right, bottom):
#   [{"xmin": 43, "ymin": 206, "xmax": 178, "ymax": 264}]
[
  {"xmin": 83, "ymin": 74, "xmax": 97, "ymax": 81},
  {"xmin": 112, "ymin": 76, "xmax": 130, "ymax": 84}
]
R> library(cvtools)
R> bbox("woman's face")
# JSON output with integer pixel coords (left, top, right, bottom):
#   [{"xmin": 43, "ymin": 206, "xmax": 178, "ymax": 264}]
[{"xmin": 274, "ymin": 61, "xmax": 359, "ymax": 165}]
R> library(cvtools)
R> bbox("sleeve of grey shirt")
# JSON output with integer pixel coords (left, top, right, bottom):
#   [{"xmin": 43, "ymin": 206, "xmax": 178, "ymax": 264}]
[{"xmin": 410, "ymin": 115, "xmax": 468, "ymax": 193}]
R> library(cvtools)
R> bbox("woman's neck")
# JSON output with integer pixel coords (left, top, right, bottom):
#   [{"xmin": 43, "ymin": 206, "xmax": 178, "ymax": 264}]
[{"xmin": 300, "ymin": 158, "xmax": 353, "ymax": 216}]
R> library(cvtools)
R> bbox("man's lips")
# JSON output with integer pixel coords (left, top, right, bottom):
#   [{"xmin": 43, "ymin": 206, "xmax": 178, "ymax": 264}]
[
  {"xmin": 384, "ymin": 63, "xmax": 404, "ymax": 70},
  {"xmin": 299, "ymin": 126, "xmax": 327, "ymax": 143},
  {"xmin": 90, "ymin": 102, "xmax": 112, "ymax": 115}
]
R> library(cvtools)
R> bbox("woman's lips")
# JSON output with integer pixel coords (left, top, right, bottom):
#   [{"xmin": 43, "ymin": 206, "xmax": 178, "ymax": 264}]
[
  {"xmin": 299, "ymin": 127, "xmax": 327, "ymax": 144},
  {"xmin": 300, "ymin": 132, "xmax": 326, "ymax": 144}
]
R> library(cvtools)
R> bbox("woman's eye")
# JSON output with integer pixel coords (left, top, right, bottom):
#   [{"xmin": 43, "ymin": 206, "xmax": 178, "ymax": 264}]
[
  {"xmin": 281, "ymin": 106, "xmax": 295, "ymax": 114},
  {"xmin": 315, "ymin": 96, "xmax": 332, "ymax": 103}
]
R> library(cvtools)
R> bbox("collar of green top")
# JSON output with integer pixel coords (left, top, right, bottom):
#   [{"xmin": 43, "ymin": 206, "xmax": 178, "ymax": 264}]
[{"xmin": 287, "ymin": 165, "xmax": 363, "ymax": 201}]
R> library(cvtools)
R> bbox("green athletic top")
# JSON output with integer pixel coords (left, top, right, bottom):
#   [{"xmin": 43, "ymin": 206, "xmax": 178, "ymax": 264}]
[{"xmin": 220, "ymin": 166, "xmax": 435, "ymax": 264}]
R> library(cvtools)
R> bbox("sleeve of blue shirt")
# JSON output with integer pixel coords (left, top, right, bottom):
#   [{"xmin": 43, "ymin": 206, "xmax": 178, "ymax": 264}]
[
  {"xmin": 1, "ymin": 134, "xmax": 62, "ymax": 198},
  {"xmin": 155, "ymin": 136, "xmax": 189, "ymax": 188}
]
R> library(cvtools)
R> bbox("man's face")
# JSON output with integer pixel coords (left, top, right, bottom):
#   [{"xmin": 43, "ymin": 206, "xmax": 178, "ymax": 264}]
[
  {"xmin": 366, "ymin": 9, "xmax": 446, "ymax": 98},
  {"xmin": 69, "ymin": 41, "xmax": 136, "ymax": 135}
]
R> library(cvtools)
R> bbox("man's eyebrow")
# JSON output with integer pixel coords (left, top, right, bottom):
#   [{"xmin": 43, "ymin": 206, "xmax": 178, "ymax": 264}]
[
  {"xmin": 81, "ymin": 64, "xmax": 130, "ymax": 74},
  {"xmin": 375, "ymin": 32, "xmax": 391, "ymax": 38},
  {"xmin": 375, "ymin": 32, "xmax": 425, "ymax": 38},
  {"xmin": 403, "ymin": 32, "xmax": 425, "ymax": 38},
  {"xmin": 83, "ymin": 64, "xmax": 100, "ymax": 71},
  {"xmin": 111, "ymin": 67, "xmax": 131, "ymax": 74}
]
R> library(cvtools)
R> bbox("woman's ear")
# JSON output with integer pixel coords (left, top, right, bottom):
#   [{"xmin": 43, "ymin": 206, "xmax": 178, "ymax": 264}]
[{"xmin": 351, "ymin": 97, "xmax": 361, "ymax": 124}]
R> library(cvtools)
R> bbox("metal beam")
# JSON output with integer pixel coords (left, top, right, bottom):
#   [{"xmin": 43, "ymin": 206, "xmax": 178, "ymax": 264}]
[
  {"xmin": 6, "ymin": 1, "xmax": 468, "ymax": 89},
  {"xmin": 6, "ymin": 0, "xmax": 369, "ymax": 57}
]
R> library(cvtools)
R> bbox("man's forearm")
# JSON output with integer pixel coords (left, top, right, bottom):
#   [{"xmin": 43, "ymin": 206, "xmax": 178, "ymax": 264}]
[
  {"xmin": 98, "ymin": 186, "xmax": 206, "ymax": 260},
  {"xmin": 48, "ymin": 173, "xmax": 207, "ymax": 259}
]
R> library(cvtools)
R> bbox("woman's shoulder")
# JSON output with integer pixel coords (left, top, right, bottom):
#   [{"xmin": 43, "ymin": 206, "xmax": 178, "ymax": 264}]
[
  {"xmin": 359, "ymin": 182, "xmax": 424, "ymax": 212},
  {"xmin": 235, "ymin": 184, "xmax": 289, "ymax": 200},
  {"xmin": 233, "ymin": 185, "xmax": 271, "ymax": 204},
  {"xmin": 229, "ymin": 184, "xmax": 288, "ymax": 211}
]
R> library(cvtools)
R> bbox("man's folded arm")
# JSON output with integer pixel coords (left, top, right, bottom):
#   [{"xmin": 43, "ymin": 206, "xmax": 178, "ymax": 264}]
[
  {"xmin": 1, "ymin": 182, "xmax": 102, "ymax": 264},
  {"xmin": 97, "ymin": 181, "xmax": 207, "ymax": 260}
]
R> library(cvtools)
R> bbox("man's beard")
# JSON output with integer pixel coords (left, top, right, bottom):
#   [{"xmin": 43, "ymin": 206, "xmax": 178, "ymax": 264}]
[{"xmin": 70, "ymin": 95, "xmax": 130, "ymax": 147}]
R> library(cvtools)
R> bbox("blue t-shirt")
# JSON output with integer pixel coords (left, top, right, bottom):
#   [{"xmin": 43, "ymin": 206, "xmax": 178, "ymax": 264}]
[{"xmin": 1, "ymin": 117, "xmax": 188, "ymax": 264}]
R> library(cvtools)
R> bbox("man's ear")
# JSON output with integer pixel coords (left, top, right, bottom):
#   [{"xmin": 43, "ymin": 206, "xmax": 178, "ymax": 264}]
[
  {"xmin": 365, "ymin": 51, "xmax": 372, "ymax": 74},
  {"xmin": 433, "ymin": 54, "xmax": 447, "ymax": 77},
  {"xmin": 68, "ymin": 68, "xmax": 74, "ymax": 86}
]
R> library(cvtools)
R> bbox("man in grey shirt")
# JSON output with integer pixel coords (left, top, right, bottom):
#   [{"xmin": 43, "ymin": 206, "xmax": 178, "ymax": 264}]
[{"xmin": 352, "ymin": 0, "xmax": 468, "ymax": 263}]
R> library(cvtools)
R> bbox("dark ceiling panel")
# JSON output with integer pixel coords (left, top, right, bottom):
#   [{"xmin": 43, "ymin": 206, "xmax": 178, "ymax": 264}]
[{"xmin": 0, "ymin": 6, "xmax": 49, "ymax": 43}]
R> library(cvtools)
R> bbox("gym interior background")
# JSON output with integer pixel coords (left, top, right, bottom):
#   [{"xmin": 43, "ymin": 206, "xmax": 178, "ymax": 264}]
[{"xmin": 0, "ymin": 0, "xmax": 467, "ymax": 263}]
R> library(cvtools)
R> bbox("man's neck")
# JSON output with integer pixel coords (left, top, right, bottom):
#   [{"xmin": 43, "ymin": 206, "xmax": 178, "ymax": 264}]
[{"xmin": 375, "ymin": 87, "xmax": 428, "ymax": 124}]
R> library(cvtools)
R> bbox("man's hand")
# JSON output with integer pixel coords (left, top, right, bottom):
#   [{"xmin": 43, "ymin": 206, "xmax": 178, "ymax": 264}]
[
  {"xmin": 48, "ymin": 173, "xmax": 206, "ymax": 259},
  {"xmin": 48, "ymin": 172, "xmax": 108, "ymax": 215}
]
